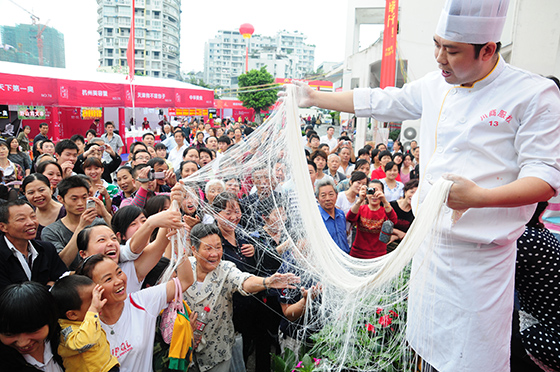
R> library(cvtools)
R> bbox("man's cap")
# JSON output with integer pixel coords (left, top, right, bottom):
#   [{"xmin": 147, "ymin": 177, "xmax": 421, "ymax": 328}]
[{"xmin": 436, "ymin": 0, "xmax": 510, "ymax": 44}]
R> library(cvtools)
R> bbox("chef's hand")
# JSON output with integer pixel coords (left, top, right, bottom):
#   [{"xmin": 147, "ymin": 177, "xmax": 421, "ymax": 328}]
[
  {"xmin": 443, "ymin": 173, "xmax": 484, "ymax": 210},
  {"xmin": 278, "ymin": 81, "xmax": 314, "ymax": 108},
  {"xmin": 293, "ymin": 81, "xmax": 315, "ymax": 108}
]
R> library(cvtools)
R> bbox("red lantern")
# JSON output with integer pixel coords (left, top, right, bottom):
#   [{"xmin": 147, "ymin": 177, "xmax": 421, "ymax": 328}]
[{"xmin": 239, "ymin": 23, "xmax": 254, "ymax": 39}]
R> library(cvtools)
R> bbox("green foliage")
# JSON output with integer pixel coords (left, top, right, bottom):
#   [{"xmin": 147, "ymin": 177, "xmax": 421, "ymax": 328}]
[
  {"xmin": 272, "ymin": 349, "xmax": 321, "ymax": 372},
  {"xmin": 309, "ymin": 267, "xmax": 414, "ymax": 371},
  {"xmin": 389, "ymin": 129, "xmax": 401, "ymax": 142},
  {"xmin": 237, "ymin": 67, "xmax": 279, "ymax": 122},
  {"xmin": 330, "ymin": 111, "xmax": 340, "ymax": 125},
  {"xmin": 272, "ymin": 348, "xmax": 298, "ymax": 372}
]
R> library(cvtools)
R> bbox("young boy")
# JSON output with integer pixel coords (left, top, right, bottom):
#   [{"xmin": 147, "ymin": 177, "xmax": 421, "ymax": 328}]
[{"xmin": 51, "ymin": 275, "xmax": 119, "ymax": 372}]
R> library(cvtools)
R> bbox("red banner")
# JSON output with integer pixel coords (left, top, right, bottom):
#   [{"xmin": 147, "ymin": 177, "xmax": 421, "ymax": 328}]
[
  {"xmin": 126, "ymin": 0, "xmax": 135, "ymax": 81},
  {"xmin": 0, "ymin": 73, "xmax": 57, "ymax": 106},
  {"xmin": 380, "ymin": 0, "xmax": 399, "ymax": 89},
  {"xmin": 174, "ymin": 88, "xmax": 214, "ymax": 108},
  {"xmin": 124, "ymin": 85, "xmax": 174, "ymax": 107},
  {"xmin": 58, "ymin": 79, "xmax": 124, "ymax": 107},
  {"xmin": 0, "ymin": 72, "xmax": 214, "ymax": 109}
]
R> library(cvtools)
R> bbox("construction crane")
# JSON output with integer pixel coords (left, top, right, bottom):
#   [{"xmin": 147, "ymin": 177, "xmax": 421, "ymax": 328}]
[
  {"xmin": 36, "ymin": 20, "xmax": 50, "ymax": 65},
  {"xmin": 8, "ymin": 0, "xmax": 50, "ymax": 65},
  {"xmin": 8, "ymin": 0, "xmax": 39, "ymax": 24}
]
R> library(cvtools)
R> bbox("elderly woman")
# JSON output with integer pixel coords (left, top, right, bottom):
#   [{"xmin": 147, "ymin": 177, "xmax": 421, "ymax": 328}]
[
  {"xmin": 205, "ymin": 179, "xmax": 226, "ymax": 206},
  {"xmin": 185, "ymin": 223, "xmax": 298, "ymax": 372}
]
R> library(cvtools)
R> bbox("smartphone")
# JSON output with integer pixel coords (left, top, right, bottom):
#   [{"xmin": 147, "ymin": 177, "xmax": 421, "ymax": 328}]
[{"xmin": 86, "ymin": 199, "xmax": 96, "ymax": 209}]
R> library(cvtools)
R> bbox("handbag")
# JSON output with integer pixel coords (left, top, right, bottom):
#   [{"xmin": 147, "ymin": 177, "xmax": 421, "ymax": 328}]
[
  {"xmin": 160, "ymin": 277, "xmax": 183, "ymax": 344},
  {"xmin": 153, "ymin": 298, "xmax": 194, "ymax": 372},
  {"xmin": 379, "ymin": 220, "xmax": 394, "ymax": 244}
]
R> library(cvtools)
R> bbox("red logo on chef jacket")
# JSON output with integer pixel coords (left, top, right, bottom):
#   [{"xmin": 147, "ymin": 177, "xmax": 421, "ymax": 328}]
[
  {"xmin": 480, "ymin": 109, "xmax": 513, "ymax": 126},
  {"xmin": 112, "ymin": 340, "xmax": 132, "ymax": 358}
]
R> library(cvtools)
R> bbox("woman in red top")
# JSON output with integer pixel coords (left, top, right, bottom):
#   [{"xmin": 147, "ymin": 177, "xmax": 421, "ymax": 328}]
[{"xmin": 346, "ymin": 179, "xmax": 397, "ymax": 259}]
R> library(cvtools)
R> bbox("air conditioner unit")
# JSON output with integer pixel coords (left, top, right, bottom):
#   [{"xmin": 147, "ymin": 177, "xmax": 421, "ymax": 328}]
[{"xmin": 400, "ymin": 119, "xmax": 420, "ymax": 151}]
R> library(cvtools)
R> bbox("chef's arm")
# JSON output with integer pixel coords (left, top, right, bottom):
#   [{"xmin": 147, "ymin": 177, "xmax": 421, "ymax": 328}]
[
  {"xmin": 445, "ymin": 175, "xmax": 554, "ymax": 210},
  {"xmin": 295, "ymin": 82, "xmax": 355, "ymax": 114}
]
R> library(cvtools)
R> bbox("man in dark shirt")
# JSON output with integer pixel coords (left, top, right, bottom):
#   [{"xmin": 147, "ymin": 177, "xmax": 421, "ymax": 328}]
[
  {"xmin": 0, "ymin": 200, "xmax": 67, "ymax": 291},
  {"xmin": 32, "ymin": 122, "xmax": 49, "ymax": 158}
]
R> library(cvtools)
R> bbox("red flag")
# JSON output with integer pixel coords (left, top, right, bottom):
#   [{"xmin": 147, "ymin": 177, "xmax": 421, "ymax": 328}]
[
  {"xmin": 126, "ymin": 0, "xmax": 135, "ymax": 81},
  {"xmin": 380, "ymin": 0, "xmax": 399, "ymax": 89}
]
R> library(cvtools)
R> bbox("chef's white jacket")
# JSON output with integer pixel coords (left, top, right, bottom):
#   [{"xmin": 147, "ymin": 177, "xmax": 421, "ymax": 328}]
[{"xmin": 354, "ymin": 55, "xmax": 560, "ymax": 371}]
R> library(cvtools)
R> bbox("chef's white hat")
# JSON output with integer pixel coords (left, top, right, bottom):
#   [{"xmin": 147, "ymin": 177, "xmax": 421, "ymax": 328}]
[{"xmin": 436, "ymin": 0, "xmax": 510, "ymax": 44}]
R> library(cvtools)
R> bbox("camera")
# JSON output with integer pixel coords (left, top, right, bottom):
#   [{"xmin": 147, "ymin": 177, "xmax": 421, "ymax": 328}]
[
  {"xmin": 139, "ymin": 169, "xmax": 166, "ymax": 182},
  {"xmin": 366, "ymin": 187, "xmax": 376, "ymax": 195},
  {"xmin": 149, "ymin": 170, "xmax": 166, "ymax": 180}
]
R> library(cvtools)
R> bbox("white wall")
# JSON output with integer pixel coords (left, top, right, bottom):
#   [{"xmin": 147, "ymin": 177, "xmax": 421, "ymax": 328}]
[{"xmin": 509, "ymin": 0, "xmax": 560, "ymax": 77}]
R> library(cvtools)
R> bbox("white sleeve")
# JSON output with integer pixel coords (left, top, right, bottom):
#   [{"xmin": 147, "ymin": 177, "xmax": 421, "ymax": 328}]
[
  {"xmin": 353, "ymin": 78, "xmax": 425, "ymax": 122},
  {"xmin": 119, "ymin": 241, "xmax": 142, "ymax": 263},
  {"xmin": 515, "ymin": 81, "xmax": 560, "ymax": 194},
  {"xmin": 130, "ymin": 283, "xmax": 168, "ymax": 317}
]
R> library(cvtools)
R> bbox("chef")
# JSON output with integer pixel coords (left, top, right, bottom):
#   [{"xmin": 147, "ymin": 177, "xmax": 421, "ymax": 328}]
[{"xmin": 291, "ymin": 0, "xmax": 560, "ymax": 370}]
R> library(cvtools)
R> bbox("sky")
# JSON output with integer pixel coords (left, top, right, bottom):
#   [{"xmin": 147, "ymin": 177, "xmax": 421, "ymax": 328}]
[{"xmin": 2, "ymin": 0, "xmax": 382, "ymax": 76}]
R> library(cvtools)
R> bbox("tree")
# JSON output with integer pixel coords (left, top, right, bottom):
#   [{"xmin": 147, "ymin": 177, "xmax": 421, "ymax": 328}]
[{"xmin": 237, "ymin": 67, "xmax": 279, "ymax": 124}]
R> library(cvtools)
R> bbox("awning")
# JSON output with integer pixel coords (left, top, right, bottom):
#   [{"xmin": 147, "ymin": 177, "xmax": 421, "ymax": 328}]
[{"xmin": 0, "ymin": 61, "xmax": 214, "ymax": 108}]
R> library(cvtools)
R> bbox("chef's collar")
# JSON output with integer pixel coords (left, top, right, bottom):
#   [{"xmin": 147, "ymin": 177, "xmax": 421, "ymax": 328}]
[{"xmin": 457, "ymin": 54, "xmax": 505, "ymax": 91}]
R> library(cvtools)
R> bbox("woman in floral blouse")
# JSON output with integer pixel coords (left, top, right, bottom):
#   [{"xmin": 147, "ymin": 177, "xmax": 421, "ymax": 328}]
[{"xmin": 184, "ymin": 223, "xmax": 298, "ymax": 372}]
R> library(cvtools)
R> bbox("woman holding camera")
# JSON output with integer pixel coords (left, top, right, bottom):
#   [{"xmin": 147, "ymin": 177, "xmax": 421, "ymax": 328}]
[{"xmin": 346, "ymin": 179, "xmax": 397, "ymax": 259}]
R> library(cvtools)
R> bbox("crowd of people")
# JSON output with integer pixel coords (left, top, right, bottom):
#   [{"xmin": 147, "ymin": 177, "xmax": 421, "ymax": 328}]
[
  {"xmin": 2, "ymin": 0, "xmax": 559, "ymax": 370},
  {"xmin": 0, "ymin": 109, "xmax": 430, "ymax": 372},
  {"xmin": 1, "ymin": 99, "xmax": 557, "ymax": 372}
]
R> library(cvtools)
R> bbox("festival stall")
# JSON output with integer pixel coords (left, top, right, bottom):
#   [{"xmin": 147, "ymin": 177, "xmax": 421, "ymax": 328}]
[
  {"xmin": 214, "ymin": 99, "xmax": 256, "ymax": 123},
  {"xmin": 0, "ymin": 61, "xmax": 214, "ymax": 152}
]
